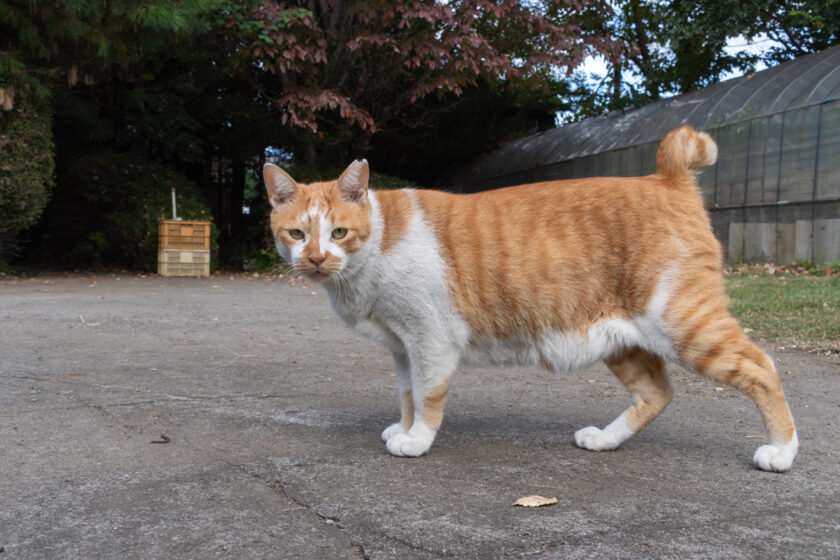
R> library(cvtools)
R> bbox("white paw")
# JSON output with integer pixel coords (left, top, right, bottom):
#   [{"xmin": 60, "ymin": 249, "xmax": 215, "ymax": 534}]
[
  {"xmin": 754, "ymin": 434, "xmax": 798, "ymax": 472},
  {"xmin": 385, "ymin": 432, "xmax": 433, "ymax": 457},
  {"xmin": 574, "ymin": 426, "xmax": 621, "ymax": 451},
  {"xmin": 381, "ymin": 422, "xmax": 406, "ymax": 443}
]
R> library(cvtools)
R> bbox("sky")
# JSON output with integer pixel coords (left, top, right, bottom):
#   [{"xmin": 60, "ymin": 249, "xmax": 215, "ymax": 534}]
[{"xmin": 576, "ymin": 33, "xmax": 782, "ymax": 91}]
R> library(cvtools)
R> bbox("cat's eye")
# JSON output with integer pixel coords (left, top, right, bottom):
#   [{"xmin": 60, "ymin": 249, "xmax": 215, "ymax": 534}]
[
  {"xmin": 332, "ymin": 227, "xmax": 347, "ymax": 239},
  {"xmin": 288, "ymin": 229, "xmax": 305, "ymax": 240}
]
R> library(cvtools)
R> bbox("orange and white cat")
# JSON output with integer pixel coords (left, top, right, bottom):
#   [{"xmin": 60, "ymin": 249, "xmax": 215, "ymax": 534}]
[{"xmin": 264, "ymin": 126, "xmax": 798, "ymax": 472}]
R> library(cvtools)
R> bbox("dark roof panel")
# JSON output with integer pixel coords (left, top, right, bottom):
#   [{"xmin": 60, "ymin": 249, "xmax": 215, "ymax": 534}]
[{"xmin": 447, "ymin": 46, "xmax": 840, "ymax": 187}]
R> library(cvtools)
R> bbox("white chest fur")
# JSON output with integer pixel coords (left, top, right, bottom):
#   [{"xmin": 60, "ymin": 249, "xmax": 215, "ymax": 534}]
[{"xmin": 325, "ymin": 191, "xmax": 470, "ymax": 358}]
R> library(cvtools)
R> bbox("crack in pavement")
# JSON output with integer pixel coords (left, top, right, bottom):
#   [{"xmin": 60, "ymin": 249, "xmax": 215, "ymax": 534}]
[
  {"xmin": 237, "ymin": 465, "xmax": 371, "ymax": 559},
  {"xmin": 371, "ymin": 531, "xmax": 456, "ymax": 558},
  {"xmin": 261, "ymin": 474, "xmax": 451, "ymax": 560},
  {"xmin": 62, "ymin": 399, "xmax": 368, "ymax": 558},
  {"xmin": 0, "ymin": 386, "xmax": 307, "ymax": 418}
]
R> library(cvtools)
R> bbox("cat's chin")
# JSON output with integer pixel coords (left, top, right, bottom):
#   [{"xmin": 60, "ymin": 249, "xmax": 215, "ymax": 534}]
[{"xmin": 299, "ymin": 270, "xmax": 334, "ymax": 282}]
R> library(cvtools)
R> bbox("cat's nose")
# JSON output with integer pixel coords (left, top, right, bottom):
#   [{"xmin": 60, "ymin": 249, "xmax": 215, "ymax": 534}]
[{"xmin": 308, "ymin": 253, "xmax": 326, "ymax": 267}]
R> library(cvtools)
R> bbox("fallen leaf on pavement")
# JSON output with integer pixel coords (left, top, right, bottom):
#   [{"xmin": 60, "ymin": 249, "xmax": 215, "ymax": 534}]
[{"xmin": 512, "ymin": 495, "xmax": 558, "ymax": 508}]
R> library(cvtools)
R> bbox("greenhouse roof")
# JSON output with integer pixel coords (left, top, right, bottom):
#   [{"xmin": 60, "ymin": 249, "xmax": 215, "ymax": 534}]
[{"xmin": 451, "ymin": 45, "xmax": 840, "ymax": 184}]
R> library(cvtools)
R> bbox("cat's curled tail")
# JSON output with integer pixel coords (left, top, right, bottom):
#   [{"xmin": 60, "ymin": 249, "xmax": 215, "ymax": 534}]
[{"xmin": 656, "ymin": 125, "xmax": 717, "ymax": 179}]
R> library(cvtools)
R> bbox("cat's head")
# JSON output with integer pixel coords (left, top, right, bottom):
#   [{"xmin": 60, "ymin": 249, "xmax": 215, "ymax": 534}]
[{"xmin": 263, "ymin": 160, "xmax": 372, "ymax": 280}]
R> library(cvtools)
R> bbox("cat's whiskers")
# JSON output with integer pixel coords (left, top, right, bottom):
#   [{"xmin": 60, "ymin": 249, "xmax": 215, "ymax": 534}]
[
  {"xmin": 277, "ymin": 262, "xmax": 318, "ymax": 294},
  {"xmin": 274, "ymin": 262, "xmax": 297, "ymax": 278},
  {"xmin": 334, "ymin": 269, "xmax": 359, "ymax": 301},
  {"xmin": 273, "ymin": 261, "xmax": 301, "ymax": 285},
  {"xmin": 330, "ymin": 268, "xmax": 345, "ymax": 301}
]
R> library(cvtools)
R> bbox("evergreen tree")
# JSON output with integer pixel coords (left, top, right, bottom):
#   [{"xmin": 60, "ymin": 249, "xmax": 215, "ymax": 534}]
[{"xmin": 0, "ymin": 0, "xmax": 225, "ymax": 262}]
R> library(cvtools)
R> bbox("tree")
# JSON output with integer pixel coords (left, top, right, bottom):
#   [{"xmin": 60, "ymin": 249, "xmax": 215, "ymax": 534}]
[
  {"xmin": 735, "ymin": 0, "xmax": 840, "ymax": 62},
  {"xmin": 0, "ymin": 1, "xmax": 230, "ymax": 264},
  {"xmin": 369, "ymin": 75, "xmax": 575, "ymax": 183},
  {"xmin": 225, "ymin": 0, "xmax": 618, "ymax": 161},
  {"xmin": 0, "ymin": 0, "xmax": 222, "ymax": 249},
  {"xmin": 0, "ymin": 0, "xmax": 222, "ymax": 108},
  {"xmin": 568, "ymin": 0, "xmax": 840, "ymax": 120},
  {"xmin": 0, "ymin": 97, "xmax": 53, "ymax": 248}
]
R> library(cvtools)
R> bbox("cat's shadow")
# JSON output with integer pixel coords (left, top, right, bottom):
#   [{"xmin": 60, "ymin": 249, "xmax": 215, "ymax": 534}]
[{"xmin": 350, "ymin": 407, "xmax": 746, "ymax": 467}]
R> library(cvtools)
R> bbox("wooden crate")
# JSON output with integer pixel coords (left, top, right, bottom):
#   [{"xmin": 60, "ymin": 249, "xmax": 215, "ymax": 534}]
[
  {"xmin": 158, "ymin": 220, "xmax": 211, "ymax": 250},
  {"xmin": 157, "ymin": 248, "xmax": 210, "ymax": 277}
]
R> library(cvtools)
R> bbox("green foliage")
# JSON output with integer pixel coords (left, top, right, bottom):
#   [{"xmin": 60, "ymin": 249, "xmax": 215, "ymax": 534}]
[
  {"xmin": 244, "ymin": 248, "xmax": 285, "ymax": 273},
  {"xmin": 112, "ymin": 80, "xmax": 206, "ymax": 164},
  {"xmin": 650, "ymin": 0, "xmax": 759, "ymax": 93},
  {"xmin": 1, "ymin": 0, "xmax": 226, "ymax": 163},
  {"xmin": 0, "ymin": 98, "xmax": 54, "ymax": 243},
  {"xmin": 369, "ymin": 172, "xmax": 422, "ymax": 191},
  {"xmin": 567, "ymin": 0, "xmax": 840, "ymax": 119},
  {"xmin": 0, "ymin": 0, "xmax": 222, "ymax": 105},
  {"xmin": 2, "ymin": 0, "xmax": 245, "ymax": 272},
  {"xmin": 32, "ymin": 152, "xmax": 217, "ymax": 270},
  {"xmin": 740, "ymin": 0, "xmax": 840, "ymax": 62},
  {"xmin": 790, "ymin": 259, "xmax": 840, "ymax": 276},
  {"xmin": 2, "ymin": 0, "xmax": 222, "ymax": 64}
]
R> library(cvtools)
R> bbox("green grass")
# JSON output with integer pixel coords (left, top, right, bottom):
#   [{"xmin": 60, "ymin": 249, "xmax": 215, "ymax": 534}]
[{"xmin": 725, "ymin": 275, "xmax": 840, "ymax": 352}]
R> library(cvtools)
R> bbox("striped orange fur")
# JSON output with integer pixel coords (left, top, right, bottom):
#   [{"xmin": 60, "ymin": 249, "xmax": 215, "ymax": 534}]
[{"xmin": 265, "ymin": 125, "xmax": 798, "ymax": 471}]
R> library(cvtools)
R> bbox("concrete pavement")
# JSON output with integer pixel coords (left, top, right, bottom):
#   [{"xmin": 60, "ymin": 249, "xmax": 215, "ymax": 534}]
[{"xmin": 1, "ymin": 274, "xmax": 838, "ymax": 558}]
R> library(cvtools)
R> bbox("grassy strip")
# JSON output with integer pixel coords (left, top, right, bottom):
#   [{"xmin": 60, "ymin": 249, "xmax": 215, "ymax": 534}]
[{"xmin": 725, "ymin": 275, "xmax": 840, "ymax": 352}]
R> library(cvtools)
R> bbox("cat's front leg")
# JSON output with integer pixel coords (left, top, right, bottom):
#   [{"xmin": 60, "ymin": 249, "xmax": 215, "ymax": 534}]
[
  {"xmin": 384, "ymin": 344, "xmax": 459, "ymax": 457},
  {"xmin": 381, "ymin": 351, "xmax": 413, "ymax": 442}
]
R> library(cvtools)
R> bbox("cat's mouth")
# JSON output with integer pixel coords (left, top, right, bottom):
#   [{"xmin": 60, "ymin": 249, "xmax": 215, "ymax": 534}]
[
  {"xmin": 294, "ymin": 255, "xmax": 342, "ymax": 280},
  {"xmin": 309, "ymin": 269, "xmax": 332, "ymax": 280},
  {"xmin": 297, "ymin": 266, "xmax": 337, "ymax": 281}
]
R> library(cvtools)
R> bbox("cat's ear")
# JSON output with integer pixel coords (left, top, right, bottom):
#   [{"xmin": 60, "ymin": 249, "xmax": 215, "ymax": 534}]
[
  {"xmin": 336, "ymin": 159, "xmax": 369, "ymax": 204},
  {"xmin": 264, "ymin": 163, "xmax": 297, "ymax": 208}
]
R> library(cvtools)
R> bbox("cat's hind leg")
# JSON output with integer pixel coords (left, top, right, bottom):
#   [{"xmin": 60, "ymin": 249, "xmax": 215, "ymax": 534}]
[
  {"xmin": 575, "ymin": 348, "xmax": 673, "ymax": 451},
  {"xmin": 677, "ymin": 313, "xmax": 797, "ymax": 472},
  {"xmin": 385, "ymin": 344, "xmax": 459, "ymax": 457},
  {"xmin": 381, "ymin": 351, "xmax": 414, "ymax": 442}
]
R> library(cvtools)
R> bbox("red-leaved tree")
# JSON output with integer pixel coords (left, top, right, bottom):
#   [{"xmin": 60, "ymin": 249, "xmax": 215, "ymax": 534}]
[{"xmin": 224, "ymin": 0, "xmax": 618, "ymax": 157}]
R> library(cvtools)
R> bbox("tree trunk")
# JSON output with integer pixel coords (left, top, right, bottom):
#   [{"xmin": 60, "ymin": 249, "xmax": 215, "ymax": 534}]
[
  {"xmin": 629, "ymin": 0, "xmax": 658, "ymax": 100},
  {"xmin": 306, "ymin": 141, "xmax": 316, "ymax": 167},
  {"xmin": 231, "ymin": 157, "xmax": 246, "ymax": 237},
  {"xmin": 612, "ymin": 60, "xmax": 622, "ymax": 106}
]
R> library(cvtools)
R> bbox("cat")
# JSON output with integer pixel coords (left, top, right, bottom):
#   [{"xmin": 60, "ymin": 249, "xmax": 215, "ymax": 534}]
[{"xmin": 263, "ymin": 125, "xmax": 798, "ymax": 472}]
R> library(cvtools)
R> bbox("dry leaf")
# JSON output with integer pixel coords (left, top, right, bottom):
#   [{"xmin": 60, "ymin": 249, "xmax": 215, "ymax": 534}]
[
  {"xmin": 77, "ymin": 314, "xmax": 103, "ymax": 327},
  {"xmin": 512, "ymin": 495, "xmax": 558, "ymax": 508}
]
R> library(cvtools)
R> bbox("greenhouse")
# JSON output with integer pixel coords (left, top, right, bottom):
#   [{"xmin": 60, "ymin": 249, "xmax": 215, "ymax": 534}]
[{"xmin": 448, "ymin": 46, "xmax": 840, "ymax": 264}]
